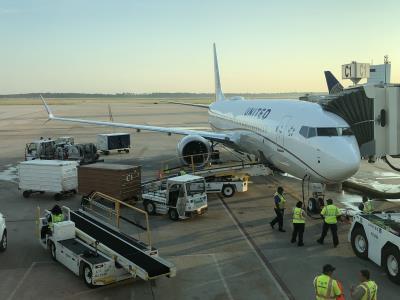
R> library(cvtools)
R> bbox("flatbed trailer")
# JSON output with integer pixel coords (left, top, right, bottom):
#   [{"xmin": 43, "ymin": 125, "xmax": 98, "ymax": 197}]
[
  {"xmin": 349, "ymin": 212, "xmax": 400, "ymax": 284},
  {"xmin": 39, "ymin": 206, "xmax": 175, "ymax": 287}
]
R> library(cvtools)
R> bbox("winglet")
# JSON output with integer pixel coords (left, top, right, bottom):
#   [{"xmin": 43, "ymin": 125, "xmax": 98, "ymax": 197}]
[
  {"xmin": 40, "ymin": 95, "xmax": 54, "ymax": 119},
  {"xmin": 213, "ymin": 43, "xmax": 225, "ymax": 102}
]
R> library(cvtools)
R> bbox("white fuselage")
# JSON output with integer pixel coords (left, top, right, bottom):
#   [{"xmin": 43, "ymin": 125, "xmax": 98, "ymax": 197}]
[{"xmin": 208, "ymin": 99, "xmax": 360, "ymax": 183}]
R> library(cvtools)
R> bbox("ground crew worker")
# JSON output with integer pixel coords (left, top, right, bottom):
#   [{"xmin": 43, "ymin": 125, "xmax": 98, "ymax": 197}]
[
  {"xmin": 291, "ymin": 201, "xmax": 305, "ymax": 246},
  {"xmin": 270, "ymin": 186, "xmax": 286, "ymax": 232},
  {"xmin": 317, "ymin": 199, "xmax": 341, "ymax": 247},
  {"xmin": 360, "ymin": 196, "xmax": 373, "ymax": 214},
  {"xmin": 350, "ymin": 270, "xmax": 377, "ymax": 300},
  {"xmin": 48, "ymin": 205, "xmax": 64, "ymax": 231},
  {"xmin": 313, "ymin": 264, "xmax": 342, "ymax": 300}
]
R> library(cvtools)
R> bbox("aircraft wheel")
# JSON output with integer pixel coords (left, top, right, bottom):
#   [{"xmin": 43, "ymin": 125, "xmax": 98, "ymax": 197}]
[
  {"xmin": 383, "ymin": 246, "xmax": 400, "ymax": 284},
  {"xmin": 23, "ymin": 191, "xmax": 31, "ymax": 198},
  {"xmin": 307, "ymin": 198, "xmax": 317, "ymax": 213},
  {"xmin": 351, "ymin": 226, "xmax": 368, "ymax": 259}
]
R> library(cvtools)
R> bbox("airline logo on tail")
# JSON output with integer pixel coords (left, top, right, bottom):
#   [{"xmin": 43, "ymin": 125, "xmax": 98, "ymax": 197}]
[{"xmin": 324, "ymin": 71, "xmax": 344, "ymax": 95}]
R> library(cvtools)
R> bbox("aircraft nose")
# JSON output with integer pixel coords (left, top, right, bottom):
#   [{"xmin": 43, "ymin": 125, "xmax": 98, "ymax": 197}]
[{"xmin": 320, "ymin": 139, "xmax": 361, "ymax": 182}]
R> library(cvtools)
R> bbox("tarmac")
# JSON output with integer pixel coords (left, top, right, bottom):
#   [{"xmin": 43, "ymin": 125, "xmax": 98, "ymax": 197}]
[{"xmin": 1, "ymin": 100, "xmax": 400, "ymax": 299}]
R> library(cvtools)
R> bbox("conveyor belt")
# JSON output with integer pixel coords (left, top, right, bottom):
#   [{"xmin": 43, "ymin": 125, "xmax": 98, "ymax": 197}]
[
  {"xmin": 75, "ymin": 210, "xmax": 150, "ymax": 251},
  {"xmin": 70, "ymin": 211, "xmax": 171, "ymax": 278}
]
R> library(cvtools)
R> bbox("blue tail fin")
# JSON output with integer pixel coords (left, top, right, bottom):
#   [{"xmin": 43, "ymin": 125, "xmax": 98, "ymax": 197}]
[{"xmin": 324, "ymin": 71, "xmax": 343, "ymax": 94}]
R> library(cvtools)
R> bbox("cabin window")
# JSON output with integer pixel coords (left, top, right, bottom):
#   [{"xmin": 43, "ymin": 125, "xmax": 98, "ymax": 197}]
[{"xmin": 308, "ymin": 127, "xmax": 316, "ymax": 138}]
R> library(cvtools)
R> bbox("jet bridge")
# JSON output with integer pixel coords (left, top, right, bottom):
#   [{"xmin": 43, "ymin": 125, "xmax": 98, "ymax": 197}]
[{"xmin": 320, "ymin": 83, "xmax": 400, "ymax": 160}]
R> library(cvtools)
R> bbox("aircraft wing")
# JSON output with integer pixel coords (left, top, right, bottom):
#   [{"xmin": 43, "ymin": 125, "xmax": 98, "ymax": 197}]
[
  {"xmin": 41, "ymin": 96, "xmax": 232, "ymax": 144},
  {"xmin": 163, "ymin": 101, "xmax": 210, "ymax": 109}
]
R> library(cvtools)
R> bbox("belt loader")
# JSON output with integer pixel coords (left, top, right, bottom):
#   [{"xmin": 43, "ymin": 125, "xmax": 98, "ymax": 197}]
[{"xmin": 38, "ymin": 199, "xmax": 175, "ymax": 287}]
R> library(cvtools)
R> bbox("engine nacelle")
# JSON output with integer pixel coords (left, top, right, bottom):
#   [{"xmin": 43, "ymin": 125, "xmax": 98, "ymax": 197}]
[{"xmin": 177, "ymin": 135, "xmax": 212, "ymax": 166}]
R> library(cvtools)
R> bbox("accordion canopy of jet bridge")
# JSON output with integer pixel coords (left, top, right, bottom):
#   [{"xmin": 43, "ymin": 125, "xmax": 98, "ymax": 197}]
[
  {"xmin": 70, "ymin": 210, "xmax": 174, "ymax": 279},
  {"xmin": 319, "ymin": 84, "xmax": 400, "ymax": 159}
]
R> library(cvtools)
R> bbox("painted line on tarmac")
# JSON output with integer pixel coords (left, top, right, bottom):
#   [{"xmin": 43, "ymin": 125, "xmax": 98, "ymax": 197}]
[
  {"xmin": 6, "ymin": 261, "xmax": 54, "ymax": 300},
  {"xmin": 218, "ymin": 195, "xmax": 295, "ymax": 300},
  {"xmin": 212, "ymin": 253, "xmax": 234, "ymax": 300}
]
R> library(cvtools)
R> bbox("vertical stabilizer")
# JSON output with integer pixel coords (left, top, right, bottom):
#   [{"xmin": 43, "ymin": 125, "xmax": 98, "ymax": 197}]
[
  {"xmin": 213, "ymin": 43, "xmax": 225, "ymax": 101},
  {"xmin": 324, "ymin": 71, "xmax": 344, "ymax": 94}
]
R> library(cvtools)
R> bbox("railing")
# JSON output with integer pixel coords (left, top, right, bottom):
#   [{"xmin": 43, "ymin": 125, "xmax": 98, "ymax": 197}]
[{"xmin": 82, "ymin": 191, "xmax": 152, "ymax": 249}]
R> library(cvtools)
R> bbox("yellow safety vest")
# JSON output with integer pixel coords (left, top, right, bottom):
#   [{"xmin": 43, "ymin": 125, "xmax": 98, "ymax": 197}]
[
  {"xmin": 363, "ymin": 201, "xmax": 373, "ymax": 214},
  {"xmin": 359, "ymin": 281, "xmax": 378, "ymax": 300},
  {"xmin": 293, "ymin": 207, "xmax": 305, "ymax": 224},
  {"xmin": 321, "ymin": 205, "xmax": 340, "ymax": 224},
  {"xmin": 313, "ymin": 274, "xmax": 341, "ymax": 300},
  {"xmin": 274, "ymin": 192, "xmax": 286, "ymax": 209},
  {"xmin": 50, "ymin": 213, "xmax": 64, "ymax": 230}
]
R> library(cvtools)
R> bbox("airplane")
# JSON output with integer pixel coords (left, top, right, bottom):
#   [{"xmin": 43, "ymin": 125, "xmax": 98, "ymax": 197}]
[{"xmin": 41, "ymin": 44, "xmax": 360, "ymax": 183}]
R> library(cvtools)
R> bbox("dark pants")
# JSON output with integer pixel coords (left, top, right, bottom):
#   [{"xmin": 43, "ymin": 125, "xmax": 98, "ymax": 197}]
[
  {"xmin": 318, "ymin": 222, "xmax": 339, "ymax": 246},
  {"xmin": 271, "ymin": 208, "xmax": 284, "ymax": 229},
  {"xmin": 291, "ymin": 223, "xmax": 305, "ymax": 245}
]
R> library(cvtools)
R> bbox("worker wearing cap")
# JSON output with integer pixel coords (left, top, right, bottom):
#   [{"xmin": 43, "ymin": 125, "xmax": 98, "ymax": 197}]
[
  {"xmin": 350, "ymin": 269, "xmax": 378, "ymax": 300},
  {"xmin": 270, "ymin": 186, "xmax": 286, "ymax": 232},
  {"xmin": 291, "ymin": 201, "xmax": 306, "ymax": 246},
  {"xmin": 361, "ymin": 196, "xmax": 373, "ymax": 214},
  {"xmin": 314, "ymin": 264, "xmax": 342, "ymax": 300},
  {"xmin": 317, "ymin": 199, "xmax": 341, "ymax": 247}
]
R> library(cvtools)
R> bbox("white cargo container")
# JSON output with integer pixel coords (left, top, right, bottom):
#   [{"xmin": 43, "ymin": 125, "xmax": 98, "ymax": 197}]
[
  {"xmin": 96, "ymin": 133, "xmax": 130, "ymax": 155},
  {"xmin": 18, "ymin": 160, "xmax": 78, "ymax": 200}
]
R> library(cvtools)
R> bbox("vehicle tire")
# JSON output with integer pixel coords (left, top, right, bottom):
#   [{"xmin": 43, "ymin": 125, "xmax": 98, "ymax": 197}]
[
  {"xmin": 0, "ymin": 230, "xmax": 7, "ymax": 252},
  {"xmin": 82, "ymin": 263, "xmax": 96, "ymax": 288},
  {"xmin": 23, "ymin": 191, "xmax": 31, "ymax": 198},
  {"xmin": 104, "ymin": 151, "xmax": 110, "ymax": 155},
  {"xmin": 54, "ymin": 193, "xmax": 62, "ymax": 201},
  {"xmin": 72, "ymin": 189, "xmax": 77, "ymax": 194},
  {"xmin": 221, "ymin": 185, "xmax": 235, "ymax": 198},
  {"xmin": 351, "ymin": 226, "xmax": 368, "ymax": 259},
  {"xmin": 144, "ymin": 201, "xmax": 156, "ymax": 215},
  {"xmin": 49, "ymin": 241, "xmax": 57, "ymax": 261},
  {"xmin": 117, "ymin": 150, "xmax": 122, "ymax": 153},
  {"xmin": 124, "ymin": 149, "xmax": 129, "ymax": 153},
  {"xmin": 168, "ymin": 209, "xmax": 179, "ymax": 221},
  {"xmin": 383, "ymin": 246, "xmax": 400, "ymax": 284},
  {"xmin": 307, "ymin": 198, "xmax": 317, "ymax": 213}
]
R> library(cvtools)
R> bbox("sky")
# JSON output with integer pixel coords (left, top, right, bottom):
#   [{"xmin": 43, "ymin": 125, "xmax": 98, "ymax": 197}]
[{"xmin": 0, "ymin": 0, "xmax": 399, "ymax": 94}]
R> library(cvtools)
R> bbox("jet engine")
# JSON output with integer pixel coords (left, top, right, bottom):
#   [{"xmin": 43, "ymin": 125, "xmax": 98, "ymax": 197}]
[{"xmin": 177, "ymin": 135, "xmax": 212, "ymax": 166}]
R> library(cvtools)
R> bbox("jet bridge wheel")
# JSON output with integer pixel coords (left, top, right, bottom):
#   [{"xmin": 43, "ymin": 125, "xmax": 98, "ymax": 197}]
[
  {"xmin": 82, "ymin": 263, "xmax": 96, "ymax": 288},
  {"xmin": 383, "ymin": 245, "xmax": 400, "ymax": 284},
  {"xmin": 351, "ymin": 226, "xmax": 368, "ymax": 259}
]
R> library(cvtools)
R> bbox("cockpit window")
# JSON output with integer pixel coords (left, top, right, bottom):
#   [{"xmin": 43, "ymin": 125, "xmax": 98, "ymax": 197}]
[
  {"xmin": 300, "ymin": 126, "xmax": 353, "ymax": 138},
  {"xmin": 299, "ymin": 126, "xmax": 308, "ymax": 138},
  {"xmin": 317, "ymin": 127, "xmax": 338, "ymax": 136}
]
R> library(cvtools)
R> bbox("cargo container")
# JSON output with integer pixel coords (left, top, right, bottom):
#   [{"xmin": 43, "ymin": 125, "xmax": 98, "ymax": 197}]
[
  {"xmin": 18, "ymin": 160, "xmax": 78, "ymax": 200},
  {"xmin": 78, "ymin": 163, "xmax": 141, "ymax": 201},
  {"xmin": 96, "ymin": 133, "xmax": 130, "ymax": 155}
]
